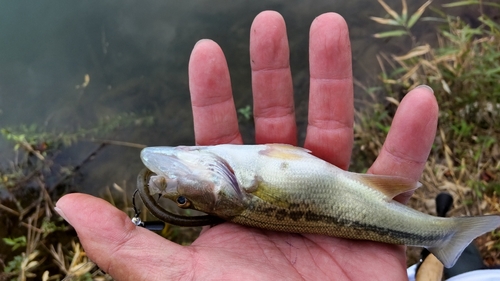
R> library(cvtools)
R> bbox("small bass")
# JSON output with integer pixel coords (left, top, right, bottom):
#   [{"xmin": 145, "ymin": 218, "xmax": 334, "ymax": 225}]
[{"xmin": 140, "ymin": 144, "xmax": 500, "ymax": 268}]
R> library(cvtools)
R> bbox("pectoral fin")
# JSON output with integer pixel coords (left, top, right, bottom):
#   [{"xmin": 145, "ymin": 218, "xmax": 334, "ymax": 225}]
[
  {"xmin": 354, "ymin": 173, "xmax": 421, "ymax": 199},
  {"xmin": 211, "ymin": 155, "xmax": 242, "ymax": 198}
]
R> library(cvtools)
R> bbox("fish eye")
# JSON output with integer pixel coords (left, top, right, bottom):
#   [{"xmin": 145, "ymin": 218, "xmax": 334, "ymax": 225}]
[{"xmin": 176, "ymin": 196, "xmax": 191, "ymax": 208}]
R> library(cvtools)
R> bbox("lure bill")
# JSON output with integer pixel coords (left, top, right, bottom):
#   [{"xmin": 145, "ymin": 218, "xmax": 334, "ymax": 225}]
[{"xmin": 139, "ymin": 144, "xmax": 500, "ymax": 268}]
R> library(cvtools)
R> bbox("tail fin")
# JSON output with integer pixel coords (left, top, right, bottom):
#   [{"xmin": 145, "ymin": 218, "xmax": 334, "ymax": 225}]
[{"xmin": 428, "ymin": 215, "xmax": 500, "ymax": 268}]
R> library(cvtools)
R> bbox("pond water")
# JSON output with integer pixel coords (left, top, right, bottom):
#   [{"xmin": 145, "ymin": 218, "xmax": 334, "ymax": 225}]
[{"xmin": 0, "ymin": 0, "xmax": 473, "ymax": 196}]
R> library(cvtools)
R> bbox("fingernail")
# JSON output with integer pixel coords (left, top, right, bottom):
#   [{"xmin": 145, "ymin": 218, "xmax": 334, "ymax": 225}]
[
  {"xmin": 415, "ymin": 84, "xmax": 434, "ymax": 94},
  {"xmin": 194, "ymin": 39, "xmax": 211, "ymax": 47},
  {"xmin": 54, "ymin": 206, "xmax": 72, "ymax": 226},
  {"xmin": 194, "ymin": 39, "xmax": 204, "ymax": 47}
]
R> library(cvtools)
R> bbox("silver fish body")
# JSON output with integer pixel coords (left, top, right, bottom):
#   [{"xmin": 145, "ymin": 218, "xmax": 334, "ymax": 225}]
[{"xmin": 140, "ymin": 144, "xmax": 500, "ymax": 268}]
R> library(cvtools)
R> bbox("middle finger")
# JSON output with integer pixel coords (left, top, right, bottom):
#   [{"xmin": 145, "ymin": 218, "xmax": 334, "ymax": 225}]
[{"xmin": 250, "ymin": 11, "xmax": 296, "ymax": 145}]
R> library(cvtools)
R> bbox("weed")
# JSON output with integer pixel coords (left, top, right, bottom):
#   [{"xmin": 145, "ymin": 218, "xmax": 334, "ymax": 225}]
[
  {"xmin": 3, "ymin": 236, "xmax": 26, "ymax": 251},
  {"xmin": 0, "ymin": 113, "xmax": 152, "ymax": 280},
  {"xmin": 363, "ymin": 0, "xmax": 500, "ymax": 266},
  {"xmin": 237, "ymin": 105, "xmax": 253, "ymax": 123},
  {"xmin": 371, "ymin": 0, "xmax": 432, "ymax": 45}
]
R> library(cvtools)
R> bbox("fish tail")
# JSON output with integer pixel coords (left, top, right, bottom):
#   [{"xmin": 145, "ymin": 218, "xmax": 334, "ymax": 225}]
[{"xmin": 428, "ymin": 215, "xmax": 500, "ymax": 268}]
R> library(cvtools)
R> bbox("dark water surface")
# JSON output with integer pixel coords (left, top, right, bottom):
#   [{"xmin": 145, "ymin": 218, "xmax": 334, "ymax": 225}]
[{"xmin": 0, "ymin": 0, "xmax": 469, "ymax": 196}]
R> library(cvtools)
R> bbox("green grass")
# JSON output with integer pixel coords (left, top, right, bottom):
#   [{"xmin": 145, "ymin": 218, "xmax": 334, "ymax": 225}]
[{"xmin": 358, "ymin": 0, "xmax": 500, "ymax": 266}]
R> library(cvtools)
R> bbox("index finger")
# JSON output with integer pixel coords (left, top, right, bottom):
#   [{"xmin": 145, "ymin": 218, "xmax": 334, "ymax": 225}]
[{"xmin": 189, "ymin": 40, "xmax": 243, "ymax": 145}]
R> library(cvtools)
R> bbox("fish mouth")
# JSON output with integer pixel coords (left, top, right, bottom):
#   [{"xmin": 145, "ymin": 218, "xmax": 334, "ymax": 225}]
[
  {"xmin": 136, "ymin": 168, "xmax": 224, "ymax": 226},
  {"xmin": 141, "ymin": 147, "xmax": 242, "ymax": 198},
  {"xmin": 140, "ymin": 147, "xmax": 192, "ymax": 178}
]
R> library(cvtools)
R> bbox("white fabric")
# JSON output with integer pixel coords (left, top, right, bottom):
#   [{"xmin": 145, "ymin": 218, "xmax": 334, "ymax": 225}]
[{"xmin": 407, "ymin": 264, "xmax": 500, "ymax": 281}]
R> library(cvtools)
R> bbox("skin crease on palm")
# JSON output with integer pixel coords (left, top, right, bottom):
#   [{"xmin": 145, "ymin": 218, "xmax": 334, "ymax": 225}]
[{"xmin": 55, "ymin": 11, "xmax": 439, "ymax": 281}]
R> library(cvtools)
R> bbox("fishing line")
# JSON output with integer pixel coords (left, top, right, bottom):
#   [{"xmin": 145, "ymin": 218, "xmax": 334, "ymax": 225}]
[{"xmin": 133, "ymin": 168, "xmax": 223, "ymax": 227}]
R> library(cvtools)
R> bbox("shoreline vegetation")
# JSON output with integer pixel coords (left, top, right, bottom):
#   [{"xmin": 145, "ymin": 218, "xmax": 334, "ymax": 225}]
[
  {"xmin": 1, "ymin": 1, "xmax": 499, "ymax": 279},
  {"xmin": 360, "ymin": 0, "xmax": 500, "ymax": 265}
]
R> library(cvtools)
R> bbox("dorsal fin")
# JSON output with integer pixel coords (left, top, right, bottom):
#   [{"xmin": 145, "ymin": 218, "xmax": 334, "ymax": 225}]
[{"xmin": 355, "ymin": 173, "xmax": 421, "ymax": 199}]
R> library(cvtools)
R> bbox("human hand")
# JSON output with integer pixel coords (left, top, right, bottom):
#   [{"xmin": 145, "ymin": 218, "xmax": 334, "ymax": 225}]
[{"xmin": 56, "ymin": 11, "xmax": 438, "ymax": 280}]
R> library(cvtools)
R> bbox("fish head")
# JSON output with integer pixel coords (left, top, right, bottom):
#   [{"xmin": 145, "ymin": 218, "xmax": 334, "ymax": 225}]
[{"xmin": 140, "ymin": 146, "xmax": 244, "ymax": 217}]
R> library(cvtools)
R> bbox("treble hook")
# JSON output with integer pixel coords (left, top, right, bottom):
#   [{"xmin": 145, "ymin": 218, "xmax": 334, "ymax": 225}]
[
  {"xmin": 134, "ymin": 168, "xmax": 224, "ymax": 227},
  {"xmin": 132, "ymin": 189, "xmax": 167, "ymax": 231}
]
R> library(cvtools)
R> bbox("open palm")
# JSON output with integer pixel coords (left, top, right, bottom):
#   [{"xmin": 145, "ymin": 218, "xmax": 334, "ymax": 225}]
[{"xmin": 56, "ymin": 11, "xmax": 438, "ymax": 280}]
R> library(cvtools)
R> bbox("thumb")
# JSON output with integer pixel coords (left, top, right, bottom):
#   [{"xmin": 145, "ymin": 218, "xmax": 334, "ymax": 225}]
[{"xmin": 55, "ymin": 193, "xmax": 192, "ymax": 280}]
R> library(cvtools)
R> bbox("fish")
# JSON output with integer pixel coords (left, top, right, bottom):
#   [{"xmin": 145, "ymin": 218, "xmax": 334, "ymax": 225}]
[{"xmin": 140, "ymin": 143, "xmax": 500, "ymax": 268}]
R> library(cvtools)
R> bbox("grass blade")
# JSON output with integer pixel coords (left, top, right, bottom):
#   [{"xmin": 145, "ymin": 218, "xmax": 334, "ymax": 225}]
[
  {"xmin": 370, "ymin": 16, "xmax": 401, "ymax": 26},
  {"xmin": 377, "ymin": 0, "xmax": 401, "ymax": 21},
  {"xmin": 373, "ymin": 30, "xmax": 408, "ymax": 38},
  {"xmin": 442, "ymin": 0, "xmax": 500, "ymax": 8},
  {"xmin": 408, "ymin": 0, "xmax": 433, "ymax": 29},
  {"xmin": 420, "ymin": 17, "xmax": 448, "ymax": 23},
  {"xmin": 485, "ymin": 67, "xmax": 500, "ymax": 76},
  {"xmin": 442, "ymin": 0, "xmax": 479, "ymax": 7},
  {"xmin": 393, "ymin": 44, "xmax": 431, "ymax": 61},
  {"xmin": 402, "ymin": 0, "xmax": 408, "ymax": 23}
]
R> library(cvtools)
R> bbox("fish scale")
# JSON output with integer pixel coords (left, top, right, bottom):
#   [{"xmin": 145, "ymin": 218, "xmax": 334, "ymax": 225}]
[
  {"xmin": 140, "ymin": 143, "xmax": 500, "ymax": 268},
  {"xmin": 233, "ymin": 176, "xmax": 447, "ymax": 245}
]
